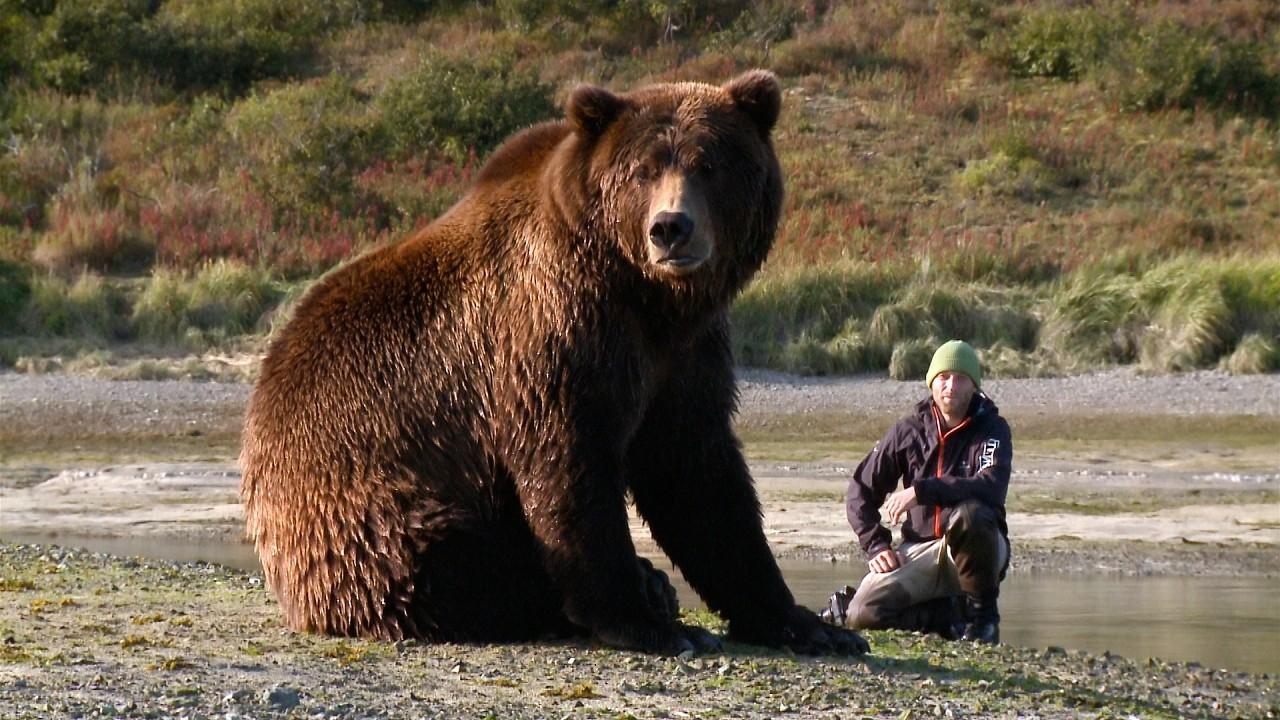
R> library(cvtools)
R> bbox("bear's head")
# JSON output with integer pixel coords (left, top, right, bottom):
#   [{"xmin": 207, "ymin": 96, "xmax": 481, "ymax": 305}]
[{"xmin": 552, "ymin": 70, "xmax": 783, "ymax": 304}]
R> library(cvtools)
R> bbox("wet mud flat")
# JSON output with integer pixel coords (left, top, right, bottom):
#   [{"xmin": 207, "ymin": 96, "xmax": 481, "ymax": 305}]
[{"xmin": 2, "ymin": 544, "xmax": 1277, "ymax": 720}]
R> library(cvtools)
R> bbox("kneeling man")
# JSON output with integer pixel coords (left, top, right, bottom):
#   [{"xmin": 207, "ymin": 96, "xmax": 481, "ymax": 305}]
[{"xmin": 833, "ymin": 340, "xmax": 1011, "ymax": 643}]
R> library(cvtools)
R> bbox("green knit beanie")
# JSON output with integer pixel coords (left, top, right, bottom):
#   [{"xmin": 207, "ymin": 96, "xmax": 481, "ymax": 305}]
[{"xmin": 925, "ymin": 340, "xmax": 982, "ymax": 389}]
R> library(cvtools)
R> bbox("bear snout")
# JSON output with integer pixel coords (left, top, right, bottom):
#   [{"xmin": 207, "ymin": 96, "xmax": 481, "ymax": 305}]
[
  {"xmin": 644, "ymin": 171, "xmax": 712, "ymax": 276},
  {"xmin": 648, "ymin": 211, "xmax": 694, "ymax": 253}
]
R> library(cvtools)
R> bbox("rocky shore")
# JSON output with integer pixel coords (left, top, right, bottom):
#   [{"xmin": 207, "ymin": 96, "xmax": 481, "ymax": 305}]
[{"xmin": 2, "ymin": 543, "xmax": 1276, "ymax": 720}]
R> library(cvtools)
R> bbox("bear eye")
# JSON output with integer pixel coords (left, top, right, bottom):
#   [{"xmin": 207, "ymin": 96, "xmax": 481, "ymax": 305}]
[{"xmin": 633, "ymin": 163, "xmax": 655, "ymax": 183}]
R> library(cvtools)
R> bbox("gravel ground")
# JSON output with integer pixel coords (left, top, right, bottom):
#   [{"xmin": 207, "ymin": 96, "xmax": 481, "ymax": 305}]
[
  {"xmin": 1, "ymin": 544, "xmax": 1276, "ymax": 720},
  {"xmin": 735, "ymin": 366, "xmax": 1280, "ymax": 417},
  {"xmin": 2, "ymin": 367, "xmax": 1277, "ymax": 442}
]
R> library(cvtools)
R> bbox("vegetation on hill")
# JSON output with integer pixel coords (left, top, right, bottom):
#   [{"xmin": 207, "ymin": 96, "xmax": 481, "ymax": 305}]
[{"xmin": 1, "ymin": 0, "xmax": 1277, "ymax": 378}]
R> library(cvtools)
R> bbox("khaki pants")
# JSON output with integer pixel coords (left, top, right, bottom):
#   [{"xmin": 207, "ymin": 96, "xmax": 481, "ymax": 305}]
[{"xmin": 846, "ymin": 500, "xmax": 1009, "ymax": 631}]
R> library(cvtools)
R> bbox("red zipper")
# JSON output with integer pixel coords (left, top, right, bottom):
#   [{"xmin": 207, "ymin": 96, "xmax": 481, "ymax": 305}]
[{"xmin": 931, "ymin": 405, "xmax": 972, "ymax": 538}]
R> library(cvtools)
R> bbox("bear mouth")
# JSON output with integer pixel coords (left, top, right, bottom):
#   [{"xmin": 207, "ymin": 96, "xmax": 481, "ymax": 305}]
[{"xmin": 655, "ymin": 254, "xmax": 706, "ymax": 274}]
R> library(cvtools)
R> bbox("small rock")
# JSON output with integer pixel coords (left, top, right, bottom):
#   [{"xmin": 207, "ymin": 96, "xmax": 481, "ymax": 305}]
[
  {"xmin": 262, "ymin": 686, "xmax": 300, "ymax": 709},
  {"xmin": 223, "ymin": 689, "xmax": 253, "ymax": 705}
]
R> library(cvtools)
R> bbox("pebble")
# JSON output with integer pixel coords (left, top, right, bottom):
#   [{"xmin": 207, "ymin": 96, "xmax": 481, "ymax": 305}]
[{"xmin": 263, "ymin": 686, "xmax": 300, "ymax": 709}]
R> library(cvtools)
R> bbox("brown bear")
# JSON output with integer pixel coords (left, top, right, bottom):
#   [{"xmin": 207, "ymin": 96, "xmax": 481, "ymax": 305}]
[{"xmin": 240, "ymin": 70, "xmax": 867, "ymax": 656}]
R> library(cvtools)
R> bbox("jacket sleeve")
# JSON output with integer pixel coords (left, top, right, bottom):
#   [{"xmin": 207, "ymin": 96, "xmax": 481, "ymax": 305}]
[
  {"xmin": 845, "ymin": 423, "xmax": 906, "ymax": 559},
  {"xmin": 913, "ymin": 417, "xmax": 1012, "ymax": 509}
]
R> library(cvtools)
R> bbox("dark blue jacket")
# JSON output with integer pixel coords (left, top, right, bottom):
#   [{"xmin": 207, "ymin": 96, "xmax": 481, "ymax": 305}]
[{"xmin": 846, "ymin": 394, "xmax": 1012, "ymax": 559}]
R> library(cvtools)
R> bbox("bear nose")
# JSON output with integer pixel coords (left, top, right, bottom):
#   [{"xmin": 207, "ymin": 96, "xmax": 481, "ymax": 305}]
[{"xmin": 648, "ymin": 211, "xmax": 694, "ymax": 251}]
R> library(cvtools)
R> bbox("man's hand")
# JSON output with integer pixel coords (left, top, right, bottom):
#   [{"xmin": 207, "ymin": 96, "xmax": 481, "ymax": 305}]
[
  {"xmin": 882, "ymin": 486, "xmax": 918, "ymax": 524},
  {"xmin": 868, "ymin": 549, "xmax": 901, "ymax": 574}
]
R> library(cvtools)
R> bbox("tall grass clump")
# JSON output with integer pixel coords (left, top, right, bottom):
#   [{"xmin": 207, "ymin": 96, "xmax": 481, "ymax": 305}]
[
  {"xmin": 1042, "ymin": 255, "xmax": 1280, "ymax": 374},
  {"xmin": 22, "ymin": 271, "xmax": 128, "ymax": 339},
  {"xmin": 132, "ymin": 261, "xmax": 283, "ymax": 347},
  {"xmin": 730, "ymin": 260, "xmax": 1040, "ymax": 376},
  {"xmin": 1222, "ymin": 333, "xmax": 1279, "ymax": 374},
  {"xmin": 868, "ymin": 284, "xmax": 1038, "ymax": 353},
  {"xmin": 888, "ymin": 337, "xmax": 937, "ymax": 382},
  {"xmin": 731, "ymin": 260, "xmax": 908, "ymax": 373}
]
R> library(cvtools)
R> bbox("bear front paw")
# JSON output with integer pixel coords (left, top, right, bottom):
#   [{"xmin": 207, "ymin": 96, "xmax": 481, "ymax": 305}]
[
  {"xmin": 730, "ymin": 605, "xmax": 870, "ymax": 656},
  {"xmin": 592, "ymin": 621, "xmax": 693, "ymax": 656},
  {"xmin": 677, "ymin": 622, "xmax": 724, "ymax": 655}
]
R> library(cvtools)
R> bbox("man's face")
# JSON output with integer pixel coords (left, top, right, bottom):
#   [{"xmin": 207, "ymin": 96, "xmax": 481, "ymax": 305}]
[{"xmin": 931, "ymin": 371, "xmax": 976, "ymax": 418}]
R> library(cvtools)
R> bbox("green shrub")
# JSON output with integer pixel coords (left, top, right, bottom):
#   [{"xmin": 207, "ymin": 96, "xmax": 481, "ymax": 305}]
[
  {"xmin": 1111, "ymin": 21, "xmax": 1280, "ymax": 115},
  {"xmin": 956, "ymin": 151, "xmax": 1060, "ymax": 200},
  {"xmin": 376, "ymin": 51, "xmax": 556, "ymax": 164},
  {"xmin": 992, "ymin": 8, "xmax": 1279, "ymax": 117},
  {"xmin": 28, "ymin": 0, "xmax": 153, "ymax": 93},
  {"xmin": 9, "ymin": 0, "xmax": 383, "ymax": 96},
  {"xmin": 148, "ymin": 0, "xmax": 374, "ymax": 92},
  {"xmin": 707, "ymin": 0, "xmax": 803, "ymax": 53},
  {"xmin": 0, "ymin": 7, "xmax": 36, "ymax": 84},
  {"xmin": 132, "ymin": 261, "xmax": 283, "ymax": 347},
  {"xmin": 230, "ymin": 75, "xmax": 383, "ymax": 218},
  {"xmin": 955, "ymin": 127, "xmax": 1079, "ymax": 202},
  {"xmin": 493, "ymin": 0, "xmax": 758, "ymax": 45},
  {"xmin": 995, "ymin": 6, "xmax": 1117, "ymax": 80},
  {"xmin": 942, "ymin": 0, "xmax": 995, "ymax": 43}
]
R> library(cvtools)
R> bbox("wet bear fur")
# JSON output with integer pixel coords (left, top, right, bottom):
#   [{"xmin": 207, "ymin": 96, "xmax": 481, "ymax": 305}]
[{"xmin": 240, "ymin": 70, "xmax": 866, "ymax": 656}]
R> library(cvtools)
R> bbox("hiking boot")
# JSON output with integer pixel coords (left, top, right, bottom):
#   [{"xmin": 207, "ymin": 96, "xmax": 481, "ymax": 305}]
[
  {"xmin": 820, "ymin": 584, "xmax": 857, "ymax": 626},
  {"xmin": 960, "ymin": 593, "xmax": 999, "ymax": 645},
  {"xmin": 961, "ymin": 619, "xmax": 999, "ymax": 644}
]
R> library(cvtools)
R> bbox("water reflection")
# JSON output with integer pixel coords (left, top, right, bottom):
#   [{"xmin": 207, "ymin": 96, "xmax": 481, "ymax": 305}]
[{"xmin": 4, "ymin": 533, "xmax": 1276, "ymax": 674}]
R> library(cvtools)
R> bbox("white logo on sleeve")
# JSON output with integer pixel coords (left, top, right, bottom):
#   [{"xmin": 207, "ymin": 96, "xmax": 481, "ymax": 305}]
[{"xmin": 979, "ymin": 439, "xmax": 1000, "ymax": 471}]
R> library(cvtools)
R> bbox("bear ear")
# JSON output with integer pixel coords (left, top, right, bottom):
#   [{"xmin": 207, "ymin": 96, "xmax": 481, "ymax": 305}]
[
  {"xmin": 724, "ymin": 69, "xmax": 781, "ymax": 137},
  {"xmin": 567, "ymin": 84, "xmax": 626, "ymax": 138}
]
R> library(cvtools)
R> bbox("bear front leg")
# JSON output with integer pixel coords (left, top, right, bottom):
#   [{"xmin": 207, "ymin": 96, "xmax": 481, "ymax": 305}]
[
  {"xmin": 626, "ymin": 335, "xmax": 868, "ymax": 655},
  {"xmin": 629, "ymin": 429, "xmax": 865, "ymax": 655},
  {"xmin": 506, "ymin": 431, "xmax": 702, "ymax": 656}
]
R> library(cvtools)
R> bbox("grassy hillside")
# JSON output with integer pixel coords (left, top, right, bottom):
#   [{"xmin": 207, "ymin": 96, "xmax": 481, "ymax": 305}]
[{"xmin": 1, "ymin": 0, "xmax": 1278, "ymax": 379}]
